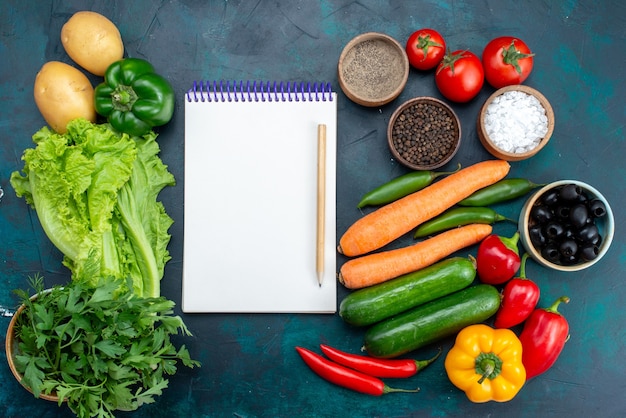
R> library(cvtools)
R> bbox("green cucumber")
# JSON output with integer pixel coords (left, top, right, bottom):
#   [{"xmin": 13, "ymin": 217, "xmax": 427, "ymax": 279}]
[
  {"xmin": 339, "ymin": 257, "xmax": 476, "ymax": 327},
  {"xmin": 363, "ymin": 284, "xmax": 501, "ymax": 358}
]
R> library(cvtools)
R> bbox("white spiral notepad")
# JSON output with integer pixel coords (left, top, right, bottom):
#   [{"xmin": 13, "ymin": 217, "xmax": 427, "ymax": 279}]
[{"xmin": 182, "ymin": 81, "xmax": 337, "ymax": 313}]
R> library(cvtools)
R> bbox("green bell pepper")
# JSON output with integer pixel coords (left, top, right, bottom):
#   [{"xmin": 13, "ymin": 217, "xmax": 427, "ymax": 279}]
[{"xmin": 94, "ymin": 58, "xmax": 175, "ymax": 136}]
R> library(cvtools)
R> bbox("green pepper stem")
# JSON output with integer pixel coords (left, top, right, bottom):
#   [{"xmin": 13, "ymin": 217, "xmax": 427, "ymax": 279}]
[
  {"xmin": 477, "ymin": 360, "xmax": 495, "ymax": 384},
  {"xmin": 546, "ymin": 296, "xmax": 570, "ymax": 315},
  {"xmin": 382, "ymin": 385, "xmax": 421, "ymax": 394},
  {"xmin": 432, "ymin": 163, "xmax": 462, "ymax": 179},
  {"xmin": 518, "ymin": 253, "xmax": 529, "ymax": 279},
  {"xmin": 494, "ymin": 213, "xmax": 517, "ymax": 224},
  {"xmin": 499, "ymin": 231, "xmax": 520, "ymax": 255},
  {"xmin": 415, "ymin": 347, "xmax": 442, "ymax": 370},
  {"xmin": 111, "ymin": 84, "xmax": 138, "ymax": 112},
  {"xmin": 474, "ymin": 352, "xmax": 503, "ymax": 384}
]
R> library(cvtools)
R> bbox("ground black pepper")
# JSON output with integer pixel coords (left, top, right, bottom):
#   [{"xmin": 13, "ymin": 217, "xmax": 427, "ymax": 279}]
[{"xmin": 390, "ymin": 100, "xmax": 459, "ymax": 168}]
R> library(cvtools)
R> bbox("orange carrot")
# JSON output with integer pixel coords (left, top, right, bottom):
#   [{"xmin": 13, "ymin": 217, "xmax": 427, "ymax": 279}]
[
  {"xmin": 338, "ymin": 224, "xmax": 492, "ymax": 289},
  {"xmin": 338, "ymin": 160, "xmax": 510, "ymax": 257}
]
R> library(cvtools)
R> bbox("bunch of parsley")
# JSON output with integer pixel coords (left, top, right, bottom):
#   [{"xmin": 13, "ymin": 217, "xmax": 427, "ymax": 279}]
[{"xmin": 12, "ymin": 276, "xmax": 201, "ymax": 418}]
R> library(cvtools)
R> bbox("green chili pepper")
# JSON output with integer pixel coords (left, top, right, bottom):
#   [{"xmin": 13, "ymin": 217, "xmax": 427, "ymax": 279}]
[
  {"xmin": 357, "ymin": 164, "xmax": 461, "ymax": 208},
  {"xmin": 94, "ymin": 58, "xmax": 175, "ymax": 136},
  {"xmin": 413, "ymin": 207, "xmax": 513, "ymax": 238},
  {"xmin": 457, "ymin": 178, "xmax": 545, "ymax": 207}
]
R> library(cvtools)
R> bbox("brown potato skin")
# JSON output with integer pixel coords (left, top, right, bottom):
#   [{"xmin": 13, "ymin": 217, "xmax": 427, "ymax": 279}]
[
  {"xmin": 33, "ymin": 61, "xmax": 96, "ymax": 133},
  {"xmin": 61, "ymin": 11, "xmax": 124, "ymax": 76}
]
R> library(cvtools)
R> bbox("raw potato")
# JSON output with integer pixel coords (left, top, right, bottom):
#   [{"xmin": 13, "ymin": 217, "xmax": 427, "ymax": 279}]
[
  {"xmin": 34, "ymin": 61, "xmax": 97, "ymax": 133},
  {"xmin": 61, "ymin": 11, "xmax": 124, "ymax": 76}
]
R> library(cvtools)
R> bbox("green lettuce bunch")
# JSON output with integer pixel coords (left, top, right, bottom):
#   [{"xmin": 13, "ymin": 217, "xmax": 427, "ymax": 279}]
[{"xmin": 10, "ymin": 118, "xmax": 175, "ymax": 298}]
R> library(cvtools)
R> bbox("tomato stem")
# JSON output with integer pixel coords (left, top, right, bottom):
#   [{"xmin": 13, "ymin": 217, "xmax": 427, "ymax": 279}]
[{"xmin": 502, "ymin": 41, "xmax": 535, "ymax": 74}]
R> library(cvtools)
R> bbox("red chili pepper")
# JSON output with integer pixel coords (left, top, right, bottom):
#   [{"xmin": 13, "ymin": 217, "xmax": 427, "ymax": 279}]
[
  {"xmin": 519, "ymin": 296, "xmax": 570, "ymax": 379},
  {"xmin": 476, "ymin": 231, "xmax": 521, "ymax": 285},
  {"xmin": 295, "ymin": 346, "xmax": 419, "ymax": 396},
  {"xmin": 319, "ymin": 344, "xmax": 441, "ymax": 378},
  {"xmin": 494, "ymin": 253, "xmax": 540, "ymax": 329}
]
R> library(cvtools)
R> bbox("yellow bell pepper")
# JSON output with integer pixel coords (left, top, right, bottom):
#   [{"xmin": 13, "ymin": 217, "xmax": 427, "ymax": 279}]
[{"xmin": 444, "ymin": 324, "xmax": 526, "ymax": 403}]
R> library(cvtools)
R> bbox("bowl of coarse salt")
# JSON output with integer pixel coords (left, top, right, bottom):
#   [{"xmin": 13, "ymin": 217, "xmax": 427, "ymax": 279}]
[{"xmin": 477, "ymin": 85, "xmax": 555, "ymax": 161}]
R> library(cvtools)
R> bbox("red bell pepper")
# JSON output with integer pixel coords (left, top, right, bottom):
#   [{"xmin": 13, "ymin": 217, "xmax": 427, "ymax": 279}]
[
  {"xmin": 494, "ymin": 253, "xmax": 540, "ymax": 329},
  {"xmin": 519, "ymin": 296, "xmax": 570, "ymax": 379},
  {"xmin": 476, "ymin": 232, "xmax": 521, "ymax": 285}
]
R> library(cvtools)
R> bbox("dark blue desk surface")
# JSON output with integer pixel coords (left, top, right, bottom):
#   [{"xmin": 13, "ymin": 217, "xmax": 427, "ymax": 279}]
[{"xmin": 1, "ymin": 1, "xmax": 624, "ymax": 417}]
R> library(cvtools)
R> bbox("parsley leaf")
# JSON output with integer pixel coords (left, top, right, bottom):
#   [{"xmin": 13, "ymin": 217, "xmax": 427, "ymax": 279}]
[{"xmin": 10, "ymin": 277, "xmax": 201, "ymax": 418}]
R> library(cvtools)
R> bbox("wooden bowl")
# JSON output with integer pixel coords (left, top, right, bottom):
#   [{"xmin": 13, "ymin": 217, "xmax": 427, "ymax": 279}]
[
  {"xmin": 387, "ymin": 97, "xmax": 462, "ymax": 170},
  {"xmin": 338, "ymin": 32, "xmax": 409, "ymax": 107},
  {"xmin": 477, "ymin": 85, "xmax": 554, "ymax": 161},
  {"xmin": 6, "ymin": 290, "xmax": 62, "ymax": 403},
  {"xmin": 519, "ymin": 180, "xmax": 615, "ymax": 272}
]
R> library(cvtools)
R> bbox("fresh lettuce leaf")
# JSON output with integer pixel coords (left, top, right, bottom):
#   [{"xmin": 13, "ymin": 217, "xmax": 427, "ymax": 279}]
[{"xmin": 10, "ymin": 118, "xmax": 174, "ymax": 298}]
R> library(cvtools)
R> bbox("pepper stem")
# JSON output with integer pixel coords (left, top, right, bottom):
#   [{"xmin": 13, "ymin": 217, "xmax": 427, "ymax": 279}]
[
  {"xmin": 382, "ymin": 385, "xmax": 420, "ymax": 394},
  {"xmin": 494, "ymin": 213, "xmax": 517, "ymax": 224},
  {"xmin": 519, "ymin": 253, "xmax": 529, "ymax": 279},
  {"xmin": 474, "ymin": 352, "xmax": 503, "ymax": 384},
  {"xmin": 111, "ymin": 84, "xmax": 138, "ymax": 112},
  {"xmin": 546, "ymin": 296, "xmax": 570, "ymax": 315},
  {"xmin": 477, "ymin": 361, "xmax": 494, "ymax": 384},
  {"xmin": 414, "ymin": 347, "xmax": 443, "ymax": 371},
  {"xmin": 431, "ymin": 163, "xmax": 462, "ymax": 180},
  {"xmin": 499, "ymin": 231, "xmax": 520, "ymax": 254}
]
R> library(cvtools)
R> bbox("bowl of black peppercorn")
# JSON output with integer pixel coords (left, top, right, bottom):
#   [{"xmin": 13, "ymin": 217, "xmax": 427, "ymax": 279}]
[
  {"xmin": 387, "ymin": 97, "xmax": 461, "ymax": 170},
  {"xmin": 519, "ymin": 180, "xmax": 615, "ymax": 272}
]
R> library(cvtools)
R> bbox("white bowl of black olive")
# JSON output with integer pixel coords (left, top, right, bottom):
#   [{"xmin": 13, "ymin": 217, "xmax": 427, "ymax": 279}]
[{"xmin": 519, "ymin": 180, "xmax": 615, "ymax": 272}]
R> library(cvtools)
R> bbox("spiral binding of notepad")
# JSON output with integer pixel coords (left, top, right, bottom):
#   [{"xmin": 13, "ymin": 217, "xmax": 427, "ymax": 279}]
[{"xmin": 186, "ymin": 80, "xmax": 334, "ymax": 103}]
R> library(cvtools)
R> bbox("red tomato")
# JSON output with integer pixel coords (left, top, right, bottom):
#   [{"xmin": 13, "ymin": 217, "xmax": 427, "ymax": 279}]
[
  {"xmin": 405, "ymin": 28, "xmax": 446, "ymax": 70},
  {"xmin": 435, "ymin": 50, "xmax": 484, "ymax": 103},
  {"xmin": 482, "ymin": 36, "xmax": 534, "ymax": 88}
]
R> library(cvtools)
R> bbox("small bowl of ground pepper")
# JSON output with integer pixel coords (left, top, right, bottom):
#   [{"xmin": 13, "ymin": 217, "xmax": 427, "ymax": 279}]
[
  {"xmin": 477, "ymin": 85, "xmax": 555, "ymax": 161},
  {"xmin": 338, "ymin": 32, "xmax": 409, "ymax": 107},
  {"xmin": 387, "ymin": 97, "xmax": 462, "ymax": 170}
]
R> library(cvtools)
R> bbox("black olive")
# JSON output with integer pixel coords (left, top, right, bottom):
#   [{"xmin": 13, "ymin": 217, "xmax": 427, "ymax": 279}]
[
  {"xmin": 560, "ymin": 252, "xmax": 579, "ymax": 266},
  {"xmin": 541, "ymin": 189, "xmax": 560, "ymax": 206},
  {"xmin": 555, "ymin": 205, "xmax": 570, "ymax": 219},
  {"xmin": 529, "ymin": 224, "xmax": 547, "ymax": 247},
  {"xmin": 580, "ymin": 245, "xmax": 599, "ymax": 261},
  {"xmin": 588, "ymin": 199, "xmax": 607, "ymax": 218},
  {"xmin": 541, "ymin": 245, "xmax": 561, "ymax": 263},
  {"xmin": 559, "ymin": 239, "xmax": 578, "ymax": 257},
  {"xmin": 531, "ymin": 205, "xmax": 553, "ymax": 223},
  {"xmin": 577, "ymin": 224, "xmax": 601, "ymax": 245},
  {"xmin": 562, "ymin": 223, "xmax": 577, "ymax": 239},
  {"xmin": 569, "ymin": 203, "xmax": 589, "ymax": 229},
  {"xmin": 545, "ymin": 221, "xmax": 565, "ymax": 239},
  {"xmin": 560, "ymin": 183, "xmax": 583, "ymax": 201}
]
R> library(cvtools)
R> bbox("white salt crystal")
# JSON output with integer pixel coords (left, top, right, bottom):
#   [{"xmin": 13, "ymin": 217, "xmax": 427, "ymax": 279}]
[{"xmin": 484, "ymin": 91, "xmax": 549, "ymax": 153}]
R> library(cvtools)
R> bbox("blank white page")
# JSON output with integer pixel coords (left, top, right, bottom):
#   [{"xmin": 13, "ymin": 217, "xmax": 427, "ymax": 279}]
[{"xmin": 182, "ymin": 81, "xmax": 337, "ymax": 313}]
